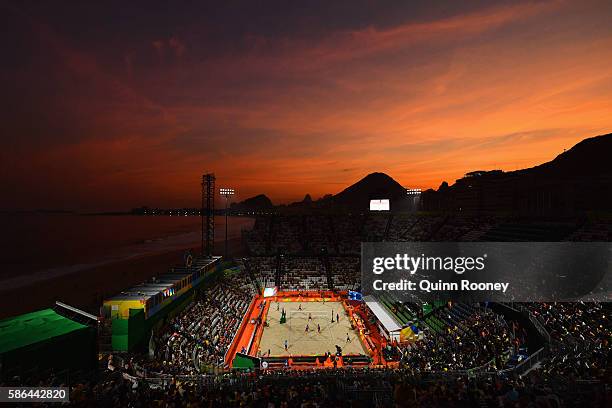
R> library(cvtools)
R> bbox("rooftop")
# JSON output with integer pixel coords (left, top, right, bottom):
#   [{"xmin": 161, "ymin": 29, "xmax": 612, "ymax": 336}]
[{"xmin": 0, "ymin": 308, "xmax": 87, "ymax": 355}]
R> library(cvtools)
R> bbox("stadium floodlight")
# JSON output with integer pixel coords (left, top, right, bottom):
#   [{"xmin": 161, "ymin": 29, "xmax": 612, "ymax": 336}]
[
  {"xmin": 406, "ymin": 188, "xmax": 421, "ymax": 195},
  {"xmin": 219, "ymin": 187, "xmax": 235, "ymax": 259}
]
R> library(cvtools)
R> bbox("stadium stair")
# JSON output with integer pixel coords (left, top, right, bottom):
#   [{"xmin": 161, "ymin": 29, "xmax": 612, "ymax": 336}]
[{"xmin": 376, "ymin": 293, "xmax": 414, "ymax": 326}]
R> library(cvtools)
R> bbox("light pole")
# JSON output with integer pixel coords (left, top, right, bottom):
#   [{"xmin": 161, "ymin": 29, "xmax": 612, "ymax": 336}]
[{"xmin": 219, "ymin": 188, "xmax": 235, "ymax": 259}]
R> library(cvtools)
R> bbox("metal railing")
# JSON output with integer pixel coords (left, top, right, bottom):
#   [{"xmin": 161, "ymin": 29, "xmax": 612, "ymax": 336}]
[
  {"xmin": 489, "ymin": 346, "xmax": 545, "ymax": 376},
  {"xmin": 502, "ymin": 303, "xmax": 551, "ymax": 343}
]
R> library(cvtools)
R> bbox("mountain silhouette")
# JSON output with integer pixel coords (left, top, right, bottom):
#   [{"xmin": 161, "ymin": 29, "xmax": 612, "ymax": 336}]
[
  {"xmin": 242, "ymin": 134, "xmax": 611, "ymax": 215},
  {"xmin": 519, "ymin": 133, "xmax": 612, "ymax": 178},
  {"xmin": 230, "ymin": 194, "xmax": 274, "ymax": 212},
  {"xmin": 332, "ymin": 172, "xmax": 407, "ymax": 210},
  {"xmin": 422, "ymin": 133, "xmax": 612, "ymax": 214}
]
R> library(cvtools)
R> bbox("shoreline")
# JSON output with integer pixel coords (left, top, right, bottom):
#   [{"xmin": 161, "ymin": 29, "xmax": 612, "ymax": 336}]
[{"xmin": 0, "ymin": 237, "xmax": 247, "ymax": 320}]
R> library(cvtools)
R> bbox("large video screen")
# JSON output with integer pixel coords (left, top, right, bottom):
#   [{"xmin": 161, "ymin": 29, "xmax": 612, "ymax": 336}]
[
  {"xmin": 263, "ymin": 286, "xmax": 278, "ymax": 298},
  {"xmin": 369, "ymin": 199, "xmax": 390, "ymax": 211}
]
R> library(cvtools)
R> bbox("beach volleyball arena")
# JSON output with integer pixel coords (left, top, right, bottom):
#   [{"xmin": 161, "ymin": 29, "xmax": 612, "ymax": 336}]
[{"xmin": 226, "ymin": 291, "xmax": 379, "ymax": 369}]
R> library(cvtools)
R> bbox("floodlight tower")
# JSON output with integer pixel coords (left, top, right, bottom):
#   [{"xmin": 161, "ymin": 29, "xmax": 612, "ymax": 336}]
[
  {"xmin": 406, "ymin": 188, "xmax": 422, "ymax": 212},
  {"xmin": 220, "ymin": 187, "xmax": 235, "ymax": 259},
  {"xmin": 201, "ymin": 173, "xmax": 215, "ymax": 257}
]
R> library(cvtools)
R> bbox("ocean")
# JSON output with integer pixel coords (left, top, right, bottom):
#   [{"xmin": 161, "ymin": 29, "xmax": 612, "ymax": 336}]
[{"xmin": 0, "ymin": 214, "xmax": 254, "ymax": 290}]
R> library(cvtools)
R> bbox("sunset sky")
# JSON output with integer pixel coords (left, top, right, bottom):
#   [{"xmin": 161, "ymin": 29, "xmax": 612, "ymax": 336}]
[{"xmin": 1, "ymin": 0, "xmax": 611, "ymax": 210}]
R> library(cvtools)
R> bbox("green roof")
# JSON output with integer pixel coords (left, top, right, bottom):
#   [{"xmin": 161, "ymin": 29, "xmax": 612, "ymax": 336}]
[{"xmin": 0, "ymin": 308, "xmax": 87, "ymax": 354}]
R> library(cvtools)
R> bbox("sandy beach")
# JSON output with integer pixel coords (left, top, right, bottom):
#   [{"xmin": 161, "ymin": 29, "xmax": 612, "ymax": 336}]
[{"xmin": 0, "ymin": 237, "xmax": 247, "ymax": 320}]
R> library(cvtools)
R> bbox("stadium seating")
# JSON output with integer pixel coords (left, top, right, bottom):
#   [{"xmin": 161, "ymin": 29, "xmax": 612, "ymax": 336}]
[
  {"xmin": 398, "ymin": 303, "xmax": 518, "ymax": 371},
  {"xmin": 565, "ymin": 219, "xmax": 612, "ymax": 241},
  {"xmin": 7, "ymin": 213, "xmax": 610, "ymax": 407},
  {"xmin": 523, "ymin": 302, "xmax": 610, "ymax": 379},
  {"xmin": 142, "ymin": 274, "xmax": 256, "ymax": 375},
  {"xmin": 478, "ymin": 222, "xmax": 576, "ymax": 241}
]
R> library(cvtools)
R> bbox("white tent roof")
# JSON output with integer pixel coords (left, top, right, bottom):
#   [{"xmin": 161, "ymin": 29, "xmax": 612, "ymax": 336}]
[{"xmin": 364, "ymin": 296, "xmax": 403, "ymax": 333}]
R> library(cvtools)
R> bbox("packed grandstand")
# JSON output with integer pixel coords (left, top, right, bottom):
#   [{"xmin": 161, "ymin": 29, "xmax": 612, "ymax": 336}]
[{"xmin": 1, "ymin": 214, "xmax": 610, "ymax": 407}]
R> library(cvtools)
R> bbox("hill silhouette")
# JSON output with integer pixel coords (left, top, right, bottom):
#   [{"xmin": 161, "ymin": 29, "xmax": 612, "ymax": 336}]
[
  {"xmin": 519, "ymin": 133, "xmax": 612, "ymax": 178},
  {"xmin": 230, "ymin": 194, "xmax": 274, "ymax": 212},
  {"xmin": 332, "ymin": 172, "xmax": 407, "ymax": 210},
  {"xmin": 422, "ymin": 133, "xmax": 612, "ymax": 214},
  {"xmin": 240, "ymin": 134, "xmax": 611, "ymax": 215}
]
